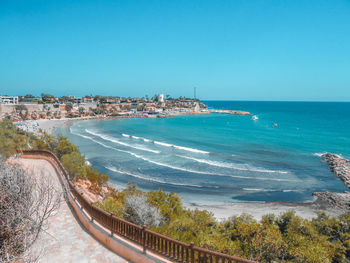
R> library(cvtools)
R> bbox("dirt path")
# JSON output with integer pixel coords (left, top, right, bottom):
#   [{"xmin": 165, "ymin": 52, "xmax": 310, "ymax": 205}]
[{"xmin": 17, "ymin": 158, "xmax": 129, "ymax": 263}]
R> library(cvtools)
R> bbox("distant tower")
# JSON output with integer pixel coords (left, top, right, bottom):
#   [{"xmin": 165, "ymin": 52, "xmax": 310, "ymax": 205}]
[
  {"xmin": 158, "ymin": 94, "xmax": 164, "ymax": 103},
  {"xmin": 194, "ymin": 87, "xmax": 197, "ymax": 99}
]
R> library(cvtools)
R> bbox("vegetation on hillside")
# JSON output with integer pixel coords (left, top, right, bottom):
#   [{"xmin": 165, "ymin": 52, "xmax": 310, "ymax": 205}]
[
  {"xmin": 1, "ymin": 118, "xmax": 349, "ymax": 262},
  {"xmin": 0, "ymin": 118, "xmax": 108, "ymax": 191},
  {"xmin": 96, "ymin": 185, "xmax": 350, "ymax": 263}
]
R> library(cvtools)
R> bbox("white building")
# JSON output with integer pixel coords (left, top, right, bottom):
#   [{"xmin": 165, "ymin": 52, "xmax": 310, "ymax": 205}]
[
  {"xmin": 158, "ymin": 94, "xmax": 164, "ymax": 103},
  {"xmin": 194, "ymin": 102, "xmax": 200, "ymax": 112},
  {"xmin": 68, "ymin": 96, "xmax": 82, "ymax": 104},
  {"xmin": 0, "ymin": 96, "xmax": 19, "ymax": 104}
]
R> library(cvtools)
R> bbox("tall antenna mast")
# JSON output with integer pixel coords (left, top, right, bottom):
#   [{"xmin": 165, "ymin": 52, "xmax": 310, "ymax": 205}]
[{"xmin": 194, "ymin": 87, "xmax": 197, "ymax": 99}]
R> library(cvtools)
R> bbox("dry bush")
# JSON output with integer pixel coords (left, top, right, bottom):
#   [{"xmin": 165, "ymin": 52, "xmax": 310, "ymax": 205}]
[
  {"xmin": 0, "ymin": 158, "xmax": 61, "ymax": 263},
  {"xmin": 124, "ymin": 194, "xmax": 162, "ymax": 227}
]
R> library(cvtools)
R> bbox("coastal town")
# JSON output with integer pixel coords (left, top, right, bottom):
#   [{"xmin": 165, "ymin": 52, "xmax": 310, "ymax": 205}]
[
  {"xmin": 0, "ymin": 93, "xmax": 251, "ymax": 125},
  {"xmin": 0, "ymin": 94, "xmax": 210, "ymax": 121}
]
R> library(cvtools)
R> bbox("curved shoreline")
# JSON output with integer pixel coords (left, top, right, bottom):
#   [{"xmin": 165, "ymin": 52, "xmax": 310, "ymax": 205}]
[{"xmin": 26, "ymin": 118, "xmax": 350, "ymax": 220}]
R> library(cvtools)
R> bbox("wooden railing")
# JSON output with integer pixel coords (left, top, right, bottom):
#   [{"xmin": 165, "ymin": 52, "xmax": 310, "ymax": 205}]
[{"xmin": 18, "ymin": 150, "xmax": 258, "ymax": 263}]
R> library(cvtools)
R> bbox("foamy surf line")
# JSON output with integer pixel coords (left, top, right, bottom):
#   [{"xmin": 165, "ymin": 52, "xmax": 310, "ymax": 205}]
[
  {"xmin": 71, "ymin": 131, "xmax": 296, "ymax": 182},
  {"xmin": 313, "ymin": 152, "xmax": 343, "ymax": 158},
  {"xmin": 85, "ymin": 129, "xmax": 160, "ymax": 154},
  {"xmin": 122, "ymin": 133, "xmax": 209, "ymax": 154},
  {"xmin": 104, "ymin": 165, "xmax": 218, "ymax": 188},
  {"xmin": 243, "ymin": 188, "xmax": 303, "ymax": 192},
  {"xmin": 177, "ymin": 155, "xmax": 289, "ymax": 174},
  {"xmin": 313, "ymin": 152, "xmax": 328, "ymax": 157}
]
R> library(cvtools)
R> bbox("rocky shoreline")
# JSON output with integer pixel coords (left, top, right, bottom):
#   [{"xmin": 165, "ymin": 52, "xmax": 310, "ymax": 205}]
[
  {"xmin": 312, "ymin": 191, "xmax": 350, "ymax": 211},
  {"xmin": 321, "ymin": 153, "xmax": 350, "ymax": 188}
]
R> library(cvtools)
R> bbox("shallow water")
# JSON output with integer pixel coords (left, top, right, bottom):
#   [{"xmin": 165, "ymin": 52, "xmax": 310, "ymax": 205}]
[{"xmin": 57, "ymin": 101, "xmax": 350, "ymax": 203}]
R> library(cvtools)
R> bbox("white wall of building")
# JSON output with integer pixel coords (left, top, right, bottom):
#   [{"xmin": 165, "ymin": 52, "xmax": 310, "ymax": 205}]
[
  {"xmin": 0, "ymin": 96, "xmax": 19, "ymax": 104},
  {"xmin": 158, "ymin": 94, "xmax": 164, "ymax": 103}
]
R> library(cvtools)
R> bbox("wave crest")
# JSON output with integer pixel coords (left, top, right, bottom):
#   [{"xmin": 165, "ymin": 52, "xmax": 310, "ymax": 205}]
[
  {"xmin": 105, "ymin": 166, "xmax": 216, "ymax": 188},
  {"xmin": 71, "ymin": 131, "xmax": 295, "ymax": 182},
  {"xmin": 177, "ymin": 155, "xmax": 289, "ymax": 174},
  {"xmin": 123, "ymin": 133, "xmax": 209, "ymax": 154},
  {"xmin": 85, "ymin": 129, "xmax": 160, "ymax": 154}
]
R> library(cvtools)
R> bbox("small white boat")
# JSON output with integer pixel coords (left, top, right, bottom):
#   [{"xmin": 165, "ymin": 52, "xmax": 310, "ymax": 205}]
[{"xmin": 252, "ymin": 115, "xmax": 258, "ymax": 121}]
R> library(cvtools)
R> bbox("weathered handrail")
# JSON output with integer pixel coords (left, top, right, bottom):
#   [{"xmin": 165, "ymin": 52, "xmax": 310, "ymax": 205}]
[{"xmin": 18, "ymin": 150, "xmax": 258, "ymax": 263}]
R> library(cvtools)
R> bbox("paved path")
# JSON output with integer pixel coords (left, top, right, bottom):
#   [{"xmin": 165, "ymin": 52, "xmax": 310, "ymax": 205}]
[{"xmin": 18, "ymin": 158, "xmax": 129, "ymax": 263}]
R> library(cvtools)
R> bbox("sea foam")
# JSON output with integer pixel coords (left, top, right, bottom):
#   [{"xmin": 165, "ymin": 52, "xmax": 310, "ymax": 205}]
[
  {"xmin": 72, "ymin": 131, "xmax": 295, "ymax": 182},
  {"xmin": 177, "ymin": 155, "xmax": 289, "ymax": 174},
  {"xmin": 123, "ymin": 133, "xmax": 209, "ymax": 154},
  {"xmin": 105, "ymin": 165, "xmax": 214, "ymax": 188},
  {"xmin": 85, "ymin": 129, "xmax": 160, "ymax": 154}
]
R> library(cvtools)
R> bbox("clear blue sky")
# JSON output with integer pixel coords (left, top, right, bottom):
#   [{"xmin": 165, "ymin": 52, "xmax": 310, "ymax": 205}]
[{"xmin": 1, "ymin": 0, "xmax": 349, "ymax": 101}]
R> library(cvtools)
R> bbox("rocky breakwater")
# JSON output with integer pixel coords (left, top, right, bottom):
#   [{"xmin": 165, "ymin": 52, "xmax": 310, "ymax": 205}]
[
  {"xmin": 306, "ymin": 153, "xmax": 350, "ymax": 213},
  {"xmin": 312, "ymin": 191, "xmax": 350, "ymax": 211},
  {"xmin": 209, "ymin": 109, "xmax": 251, "ymax": 115},
  {"xmin": 321, "ymin": 153, "xmax": 350, "ymax": 188}
]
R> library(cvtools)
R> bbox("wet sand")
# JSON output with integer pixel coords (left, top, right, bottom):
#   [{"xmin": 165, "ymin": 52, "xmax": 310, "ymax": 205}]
[{"xmin": 184, "ymin": 193, "xmax": 349, "ymax": 221}]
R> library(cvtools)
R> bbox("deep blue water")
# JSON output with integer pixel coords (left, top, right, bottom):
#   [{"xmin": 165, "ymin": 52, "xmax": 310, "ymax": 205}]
[{"xmin": 57, "ymin": 101, "xmax": 350, "ymax": 203}]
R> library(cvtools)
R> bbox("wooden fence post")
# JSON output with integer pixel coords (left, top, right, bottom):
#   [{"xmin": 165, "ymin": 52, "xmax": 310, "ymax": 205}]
[
  {"xmin": 142, "ymin": 226, "xmax": 147, "ymax": 253},
  {"xmin": 190, "ymin": 242, "xmax": 195, "ymax": 263},
  {"xmin": 110, "ymin": 213, "xmax": 114, "ymax": 236},
  {"xmin": 90, "ymin": 201, "xmax": 94, "ymax": 222},
  {"xmin": 80, "ymin": 192, "xmax": 84, "ymax": 211}
]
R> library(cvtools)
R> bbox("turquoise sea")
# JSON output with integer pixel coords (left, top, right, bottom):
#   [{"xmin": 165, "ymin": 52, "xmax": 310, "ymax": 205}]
[{"xmin": 57, "ymin": 101, "xmax": 350, "ymax": 203}]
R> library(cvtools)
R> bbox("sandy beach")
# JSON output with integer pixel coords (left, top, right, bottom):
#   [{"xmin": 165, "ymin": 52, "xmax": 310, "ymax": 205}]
[
  {"xmin": 15, "ymin": 117, "xmax": 90, "ymax": 135},
  {"xmin": 184, "ymin": 199, "xmax": 347, "ymax": 221}
]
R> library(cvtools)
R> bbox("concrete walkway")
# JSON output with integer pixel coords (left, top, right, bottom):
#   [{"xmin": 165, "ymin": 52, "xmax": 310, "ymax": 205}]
[{"xmin": 18, "ymin": 158, "xmax": 129, "ymax": 263}]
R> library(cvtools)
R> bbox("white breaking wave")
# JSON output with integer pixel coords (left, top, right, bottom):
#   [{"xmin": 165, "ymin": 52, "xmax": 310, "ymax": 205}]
[
  {"xmin": 154, "ymin": 140, "xmax": 209, "ymax": 154},
  {"xmin": 85, "ymin": 129, "xmax": 160, "ymax": 154},
  {"xmin": 127, "ymin": 153, "xmax": 218, "ymax": 175},
  {"xmin": 177, "ymin": 155, "xmax": 289, "ymax": 174},
  {"xmin": 71, "ymin": 131, "xmax": 121, "ymax": 151},
  {"xmin": 72, "ymin": 131, "xmax": 295, "ymax": 182},
  {"xmin": 123, "ymin": 133, "xmax": 209, "ymax": 154},
  {"xmin": 123, "ymin": 133, "xmax": 151, "ymax": 142},
  {"xmin": 313, "ymin": 152, "xmax": 343, "ymax": 158},
  {"xmin": 243, "ymin": 188, "xmax": 266, "ymax": 191},
  {"xmin": 105, "ymin": 166, "xmax": 212, "ymax": 188},
  {"xmin": 243, "ymin": 188, "xmax": 303, "ymax": 192},
  {"xmin": 313, "ymin": 152, "xmax": 328, "ymax": 157},
  {"xmin": 154, "ymin": 141, "xmax": 173, "ymax": 147}
]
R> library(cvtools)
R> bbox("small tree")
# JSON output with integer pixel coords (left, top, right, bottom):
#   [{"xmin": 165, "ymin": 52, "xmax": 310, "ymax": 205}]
[
  {"xmin": 65, "ymin": 103, "xmax": 73, "ymax": 113},
  {"xmin": 41, "ymin": 93, "xmax": 54, "ymax": 103},
  {"xmin": 124, "ymin": 194, "xmax": 162, "ymax": 227},
  {"xmin": 15, "ymin": 105, "xmax": 29, "ymax": 120},
  {"xmin": 78, "ymin": 107, "xmax": 85, "ymax": 116}
]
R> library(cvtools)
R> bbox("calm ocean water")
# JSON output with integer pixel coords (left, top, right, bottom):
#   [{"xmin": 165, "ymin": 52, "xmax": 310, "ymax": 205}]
[{"xmin": 57, "ymin": 101, "xmax": 350, "ymax": 203}]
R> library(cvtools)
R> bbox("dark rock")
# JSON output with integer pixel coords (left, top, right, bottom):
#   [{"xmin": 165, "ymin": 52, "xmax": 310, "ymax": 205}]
[
  {"xmin": 321, "ymin": 153, "xmax": 350, "ymax": 188},
  {"xmin": 312, "ymin": 191, "xmax": 350, "ymax": 211}
]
